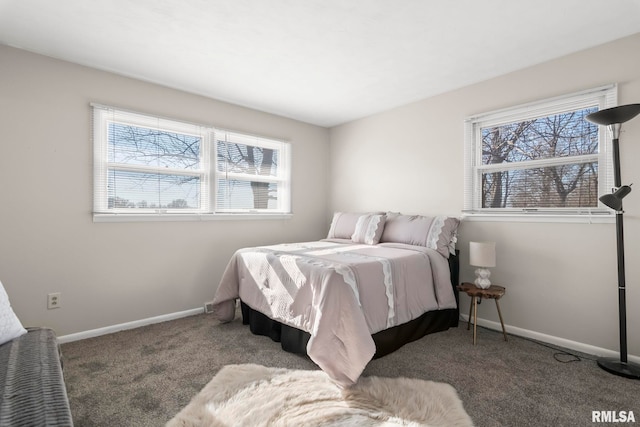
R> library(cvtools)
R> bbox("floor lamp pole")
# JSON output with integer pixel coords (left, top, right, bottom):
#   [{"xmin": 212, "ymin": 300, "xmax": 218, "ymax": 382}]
[
  {"xmin": 614, "ymin": 210, "xmax": 627, "ymax": 364},
  {"xmin": 612, "ymin": 136, "xmax": 628, "ymax": 364},
  {"xmin": 586, "ymin": 104, "xmax": 640, "ymax": 380},
  {"xmin": 595, "ymin": 134, "xmax": 640, "ymax": 379},
  {"xmin": 596, "ymin": 207, "xmax": 639, "ymax": 377},
  {"xmin": 597, "ymin": 138, "xmax": 640, "ymax": 379}
]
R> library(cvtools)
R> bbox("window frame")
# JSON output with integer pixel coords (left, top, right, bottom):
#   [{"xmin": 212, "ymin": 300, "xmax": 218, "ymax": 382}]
[
  {"xmin": 92, "ymin": 104, "xmax": 292, "ymax": 221},
  {"xmin": 463, "ymin": 85, "xmax": 618, "ymax": 223}
]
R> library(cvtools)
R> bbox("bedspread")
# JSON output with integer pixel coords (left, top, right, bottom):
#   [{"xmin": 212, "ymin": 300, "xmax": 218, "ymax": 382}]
[{"xmin": 211, "ymin": 239, "xmax": 456, "ymax": 386}]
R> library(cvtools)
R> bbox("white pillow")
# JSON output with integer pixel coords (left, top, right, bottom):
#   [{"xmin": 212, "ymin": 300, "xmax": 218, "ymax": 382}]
[
  {"xmin": 0, "ymin": 280, "xmax": 27, "ymax": 346},
  {"xmin": 351, "ymin": 214, "xmax": 386, "ymax": 245}
]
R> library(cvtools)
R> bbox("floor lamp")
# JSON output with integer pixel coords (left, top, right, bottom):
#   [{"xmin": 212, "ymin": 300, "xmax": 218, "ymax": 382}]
[{"xmin": 586, "ymin": 103, "xmax": 640, "ymax": 379}]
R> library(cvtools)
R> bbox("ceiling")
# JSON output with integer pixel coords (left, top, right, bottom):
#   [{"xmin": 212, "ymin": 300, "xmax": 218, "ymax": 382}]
[{"xmin": 1, "ymin": 1, "xmax": 639, "ymax": 127}]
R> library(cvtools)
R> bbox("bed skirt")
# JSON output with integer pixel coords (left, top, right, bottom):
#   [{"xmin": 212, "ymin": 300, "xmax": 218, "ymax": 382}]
[{"xmin": 241, "ymin": 302, "xmax": 459, "ymax": 358}]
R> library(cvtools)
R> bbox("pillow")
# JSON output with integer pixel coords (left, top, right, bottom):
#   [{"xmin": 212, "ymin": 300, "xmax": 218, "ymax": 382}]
[
  {"xmin": 426, "ymin": 216, "xmax": 460, "ymax": 258},
  {"xmin": 380, "ymin": 213, "xmax": 434, "ymax": 246},
  {"xmin": 381, "ymin": 214, "xmax": 460, "ymax": 258},
  {"xmin": 351, "ymin": 214, "xmax": 386, "ymax": 245},
  {"xmin": 327, "ymin": 212, "xmax": 383, "ymax": 239},
  {"xmin": 0, "ymin": 280, "xmax": 27, "ymax": 346}
]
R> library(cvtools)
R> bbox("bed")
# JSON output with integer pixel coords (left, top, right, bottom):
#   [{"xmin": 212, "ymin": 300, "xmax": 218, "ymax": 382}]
[{"xmin": 211, "ymin": 212, "xmax": 460, "ymax": 386}]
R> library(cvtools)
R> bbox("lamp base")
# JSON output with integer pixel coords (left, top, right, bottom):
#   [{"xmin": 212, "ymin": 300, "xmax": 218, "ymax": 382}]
[
  {"xmin": 597, "ymin": 357, "xmax": 640, "ymax": 380},
  {"xmin": 473, "ymin": 268, "xmax": 491, "ymax": 289}
]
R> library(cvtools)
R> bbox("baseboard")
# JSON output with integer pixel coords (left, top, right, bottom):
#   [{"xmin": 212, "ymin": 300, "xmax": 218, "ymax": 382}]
[
  {"xmin": 460, "ymin": 314, "xmax": 640, "ymax": 365},
  {"xmin": 57, "ymin": 308, "xmax": 640, "ymax": 365},
  {"xmin": 57, "ymin": 307, "xmax": 204, "ymax": 344}
]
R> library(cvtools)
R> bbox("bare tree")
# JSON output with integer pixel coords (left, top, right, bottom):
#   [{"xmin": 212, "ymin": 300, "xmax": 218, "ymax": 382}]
[
  {"xmin": 482, "ymin": 120, "xmax": 535, "ymax": 207},
  {"xmin": 246, "ymin": 146, "xmax": 275, "ymax": 209},
  {"xmin": 527, "ymin": 110, "xmax": 597, "ymax": 207},
  {"xmin": 481, "ymin": 108, "xmax": 598, "ymax": 209},
  {"xmin": 108, "ymin": 123, "xmax": 202, "ymax": 208},
  {"xmin": 218, "ymin": 142, "xmax": 277, "ymax": 209}
]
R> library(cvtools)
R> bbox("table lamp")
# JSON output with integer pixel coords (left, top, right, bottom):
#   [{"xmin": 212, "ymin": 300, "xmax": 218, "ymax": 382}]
[{"xmin": 470, "ymin": 241, "xmax": 496, "ymax": 289}]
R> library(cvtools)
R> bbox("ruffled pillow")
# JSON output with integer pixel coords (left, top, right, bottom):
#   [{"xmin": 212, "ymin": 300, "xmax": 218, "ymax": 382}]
[
  {"xmin": 351, "ymin": 214, "xmax": 386, "ymax": 245},
  {"xmin": 0, "ymin": 280, "xmax": 27, "ymax": 346},
  {"xmin": 381, "ymin": 214, "xmax": 459, "ymax": 258},
  {"xmin": 327, "ymin": 212, "xmax": 383, "ymax": 240},
  {"xmin": 426, "ymin": 216, "xmax": 460, "ymax": 258}
]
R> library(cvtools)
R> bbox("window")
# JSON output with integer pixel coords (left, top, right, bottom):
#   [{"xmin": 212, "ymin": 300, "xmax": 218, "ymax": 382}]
[
  {"xmin": 93, "ymin": 105, "xmax": 291, "ymax": 219},
  {"xmin": 463, "ymin": 85, "xmax": 617, "ymax": 221},
  {"xmin": 215, "ymin": 130, "xmax": 290, "ymax": 213}
]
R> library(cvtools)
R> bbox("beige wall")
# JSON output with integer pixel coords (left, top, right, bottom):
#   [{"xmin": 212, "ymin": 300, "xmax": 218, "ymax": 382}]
[
  {"xmin": 3, "ymin": 33, "xmax": 640, "ymax": 358},
  {"xmin": 329, "ymin": 33, "xmax": 640, "ymax": 358},
  {"xmin": 0, "ymin": 45, "xmax": 330, "ymax": 336}
]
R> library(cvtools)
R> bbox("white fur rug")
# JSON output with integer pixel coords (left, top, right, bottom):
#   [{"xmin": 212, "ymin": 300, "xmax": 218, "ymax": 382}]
[{"xmin": 167, "ymin": 364, "xmax": 473, "ymax": 426}]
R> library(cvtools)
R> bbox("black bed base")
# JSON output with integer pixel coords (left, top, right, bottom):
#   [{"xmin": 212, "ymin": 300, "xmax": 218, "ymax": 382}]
[{"xmin": 241, "ymin": 302, "xmax": 458, "ymax": 358}]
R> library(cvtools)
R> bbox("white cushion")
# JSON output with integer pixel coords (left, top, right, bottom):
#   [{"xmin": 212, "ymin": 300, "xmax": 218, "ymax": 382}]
[
  {"xmin": 0, "ymin": 280, "xmax": 27, "ymax": 346},
  {"xmin": 351, "ymin": 214, "xmax": 386, "ymax": 245}
]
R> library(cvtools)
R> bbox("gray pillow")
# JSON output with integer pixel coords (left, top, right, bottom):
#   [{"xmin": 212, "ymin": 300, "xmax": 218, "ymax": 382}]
[
  {"xmin": 327, "ymin": 212, "xmax": 384, "ymax": 240},
  {"xmin": 380, "ymin": 213, "xmax": 433, "ymax": 246},
  {"xmin": 381, "ymin": 213, "xmax": 459, "ymax": 258}
]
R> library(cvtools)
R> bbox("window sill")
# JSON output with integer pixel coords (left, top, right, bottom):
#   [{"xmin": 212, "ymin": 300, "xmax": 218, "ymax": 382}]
[
  {"xmin": 462, "ymin": 212, "xmax": 615, "ymax": 224},
  {"xmin": 93, "ymin": 213, "xmax": 293, "ymax": 223}
]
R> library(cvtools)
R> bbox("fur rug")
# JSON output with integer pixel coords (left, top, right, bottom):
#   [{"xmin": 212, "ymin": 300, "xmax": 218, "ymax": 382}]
[{"xmin": 167, "ymin": 364, "xmax": 473, "ymax": 426}]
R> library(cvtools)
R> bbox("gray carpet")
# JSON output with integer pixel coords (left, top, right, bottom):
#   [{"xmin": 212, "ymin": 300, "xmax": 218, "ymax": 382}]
[{"xmin": 60, "ymin": 312, "xmax": 640, "ymax": 426}]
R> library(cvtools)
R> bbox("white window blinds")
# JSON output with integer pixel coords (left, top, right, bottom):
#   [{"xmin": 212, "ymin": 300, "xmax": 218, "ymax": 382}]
[
  {"xmin": 215, "ymin": 130, "xmax": 291, "ymax": 213},
  {"xmin": 463, "ymin": 85, "xmax": 617, "ymax": 219},
  {"xmin": 93, "ymin": 105, "xmax": 291, "ymax": 218}
]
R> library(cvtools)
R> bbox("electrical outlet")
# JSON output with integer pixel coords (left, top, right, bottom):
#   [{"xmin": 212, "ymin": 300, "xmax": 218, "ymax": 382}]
[
  {"xmin": 204, "ymin": 302, "xmax": 214, "ymax": 314},
  {"xmin": 47, "ymin": 292, "xmax": 61, "ymax": 309}
]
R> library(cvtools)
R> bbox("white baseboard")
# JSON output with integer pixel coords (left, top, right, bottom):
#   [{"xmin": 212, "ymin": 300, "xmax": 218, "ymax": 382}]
[
  {"xmin": 58, "ymin": 308, "xmax": 640, "ymax": 366},
  {"xmin": 460, "ymin": 314, "xmax": 640, "ymax": 364},
  {"xmin": 57, "ymin": 307, "xmax": 204, "ymax": 344}
]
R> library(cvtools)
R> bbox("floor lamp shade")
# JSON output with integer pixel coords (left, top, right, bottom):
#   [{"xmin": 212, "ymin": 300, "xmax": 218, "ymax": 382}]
[
  {"xmin": 585, "ymin": 104, "xmax": 640, "ymax": 126},
  {"xmin": 585, "ymin": 103, "xmax": 640, "ymax": 380},
  {"xmin": 599, "ymin": 185, "xmax": 632, "ymax": 211},
  {"xmin": 470, "ymin": 242, "xmax": 496, "ymax": 289}
]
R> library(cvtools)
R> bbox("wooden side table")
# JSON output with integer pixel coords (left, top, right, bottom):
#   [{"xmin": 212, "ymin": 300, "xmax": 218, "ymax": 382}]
[{"xmin": 457, "ymin": 282, "xmax": 508, "ymax": 345}]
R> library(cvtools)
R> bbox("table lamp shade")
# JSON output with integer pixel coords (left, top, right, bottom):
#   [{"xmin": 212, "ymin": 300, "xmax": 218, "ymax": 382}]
[{"xmin": 470, "ymin": 241, "xmax": 496, "ymax": 267}]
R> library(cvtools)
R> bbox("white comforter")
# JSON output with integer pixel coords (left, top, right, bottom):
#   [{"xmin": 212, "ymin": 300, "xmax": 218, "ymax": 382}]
[{"xmin": 211, "ymin": 239, "xmax": 456, "ymax": 386}]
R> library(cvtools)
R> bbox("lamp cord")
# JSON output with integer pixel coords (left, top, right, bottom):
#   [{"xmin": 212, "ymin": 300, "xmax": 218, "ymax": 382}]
[{"xmin": 463, "ymin": 320, "xmax": 597, "ymax": 363}]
